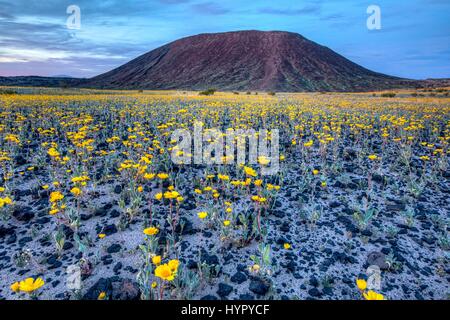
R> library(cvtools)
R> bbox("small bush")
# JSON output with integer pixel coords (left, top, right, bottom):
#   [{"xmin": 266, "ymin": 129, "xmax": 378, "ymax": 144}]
[
  {"xmin": 267, "ymin": 92, "xmax": 276, "ymax": 96},
  {"xmin": 199, "ymin": 88, "xmax": 217, "ymax": 96},
  {"xmin": 381, "ymin": 92, "xmax": 396, "ymax": 98}
]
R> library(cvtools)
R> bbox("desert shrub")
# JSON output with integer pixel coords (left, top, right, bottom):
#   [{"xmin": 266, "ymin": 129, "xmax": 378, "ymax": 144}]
[
  {"xmin": 381, "ymin": 92, "xmax": 396, "ymax": 98},
  {"xmin": 267, "ymin": 92, "xmax": 276, "ymax": 96},
  {"xmin": 199, "ymin": 88, "xmax": 216, "ymax": 96}
]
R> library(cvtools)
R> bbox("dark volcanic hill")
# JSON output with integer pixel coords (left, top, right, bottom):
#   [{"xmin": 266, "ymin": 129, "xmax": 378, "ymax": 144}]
[{"xmin": 86, "ymin": 30, "xmax": 419, "ymax": 92}]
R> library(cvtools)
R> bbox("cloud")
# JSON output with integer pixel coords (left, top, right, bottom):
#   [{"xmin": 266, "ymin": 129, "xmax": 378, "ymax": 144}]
[
  {"xmin": 190, "ymin": 2, "xmax": 229, "ymax": 15},
  {"xmin": 0, "ymin": 47, "xmax": 126, "ymax": 63},
  {"xmin": 0, "ymin": 0, "xmax": 156, "ymax": 18},
  {"xmin": 0, "ymin": 57, "xmax": 28, "ymax": 63},
  {"xmin": 0, "ymin": 13, "xmax": 150, "ymax": 78},
  {"xmin": 421, "ymin": 0, "xmax": 450, "ymax": 4},
  {"xmin": 0, "ymin": 0, "xmax": 448, "ymax": 79},
  {"xmin": 0, "ymin": 11, "xmax": 13, "ymax": 20},
  {"xmin": 259, "ymin": 5, "xmax": 321, "ymax": 16},
  {"xmin": 320, "ymin": 13, "xmax": 344, "ymax": 21},
  {"xmin": 159, "ymin": 0, "xmax": 191, "ymax": 3}
]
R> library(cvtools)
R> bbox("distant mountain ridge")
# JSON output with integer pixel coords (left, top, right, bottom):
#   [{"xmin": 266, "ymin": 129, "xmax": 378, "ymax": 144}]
[{"xmin": 0, "ymin": 76, "xmax": 85, "ymax": 88}]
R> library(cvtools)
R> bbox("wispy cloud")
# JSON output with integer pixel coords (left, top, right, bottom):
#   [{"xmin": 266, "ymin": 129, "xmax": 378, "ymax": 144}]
[
  {"xmin": 259, "ymin": 5, "xmax": 321, "ymax": 16},
  {"xmin": 191, "ymin": 2, "xmax": 229, "ymax": 15},
  {"xmin": 159, "ymin": 0, "xmax": 191, "ymax": 3},
  {"xmin": 0, "ymin": 47, "xmax": 126, "ymax": 63}
]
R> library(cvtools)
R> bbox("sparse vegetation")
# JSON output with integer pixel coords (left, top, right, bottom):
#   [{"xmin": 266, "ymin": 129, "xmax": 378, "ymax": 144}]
[
  {"xmin": 1, "ymin": 88, "xmax": 449, "ymax": 301},
  {"xmin": 199, "ymin": 88, "xmax": 217, "ymax": 96},
  {"xmin": 0, "ymin": 88, "xmax": 17, "ymax": 95}
]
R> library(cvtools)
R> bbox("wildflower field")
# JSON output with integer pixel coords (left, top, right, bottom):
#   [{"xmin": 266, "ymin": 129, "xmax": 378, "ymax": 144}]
[{"xmin": 0, "ymin": 89, "xmax": 449, "ymax": 300}]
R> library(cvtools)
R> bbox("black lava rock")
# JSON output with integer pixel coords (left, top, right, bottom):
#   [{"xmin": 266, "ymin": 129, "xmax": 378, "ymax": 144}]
[
  {"xmin": 231, "ymin": 271, "xmax": 247, "ymax": 284},
  {"xmin": 308, "ymin": 288, "xmax": 322, "ymax": 298},
  {"xmin": 249, "ymin": 279, "xmax": 269, "ymax": 296},
  {"xmin": 83, "ymin": 277, "xmax": 113, "ymax": 300},
  {"xmin": 18, "ymin": 236, "xmax": 32, "ymax": 246},
  {"xmin": 200, "ymin": 295, "xmax": 218, "ymax": 300},
  {"xmin": 113, "ymin": 262, "xmax": 123, "ymax": 273},
  {"xmin": 110, "ymin": 209, "xmax": 120, "ymax": 218},
  {"xmin": 14, "ymin": 155, "xmax": 27, "ymax": 166},
  {"xmin": 175, "ymin": 217, "xmax": 196, "ymax": 235},
  {"xmin": 107, "ymin": 244, "xmax": 122, "ymax": 254},
  {"xmin": 200, "ymin": 251, "xmax": 219, "ymax": 266},
  {"xmin": 309, "ymin": 276, "xmax": 319, "ymax": 287},
  {"xmin": 0, "ymin": 226, "xmax": 15, "ymax": 238},
  {"xmin": 102, "ymin": 224, "xmax": 118, "ymax": 236},
  {"xmin": 113, "ymin": 185, "xmax": 122, "ymax": 194},
  {"xmin": 217, "ymin": 283, "xmax": 233, "ymax": 298},
  {"xmin": 94, "ymin": 203, "xmax": 113, "ymax": 217},
  {"xmin": 12, "ymin": 206, "xmax": 34, "ymax": 222}
]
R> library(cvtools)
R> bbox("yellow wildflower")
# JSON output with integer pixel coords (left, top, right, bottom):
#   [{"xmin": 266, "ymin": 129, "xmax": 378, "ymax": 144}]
[
  {"xmin": 70, "ymin": 187, "xmax": 82, "ymax": 197},
  {"xmin": 143, "ymin": 226, "xmax": 159, "ymax": 236},
  {"xmin": 98, "ymin": 292, "xmax": 106, "ymax": 300},
  {"xmin": 363, "ymin": 290, "xmax": 384, "ymax": 300},
  {"xmin": 10, "ymin": 282, "xmax": 20, "ymax": 293},
  {"xmin": 157, "ymin": 173, "xmax": 169, "ymax": 180},
  {"xmin": 18, "ymin": 277, "xmax": 45, "ymax": 294},
  {"xmin": 356, "ymin": 279, "xmax": 367, "ymax": 291},
  {"xmin": 49, "ymin": 191, "xmax": 64, "ymax": 203},
  {"xmin": 198, "ymin": 211, "xmax": 208, "ymax": 219},
  {"xmin": 152, "ymin": 255, "xmax": 162, "ymax": 265},
  {"xmin": 244, "ymin": 166, "xmax": 257, "ymax": 177},
  {"xmin": 155, "ymin": 264, "xmax": 176, "ymax": 281}
]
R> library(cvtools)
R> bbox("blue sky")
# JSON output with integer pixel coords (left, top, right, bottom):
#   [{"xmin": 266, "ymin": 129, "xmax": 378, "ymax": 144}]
[{"xmin": 0, "ymin": 0, "xmax": 449, "ymax": 79}]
